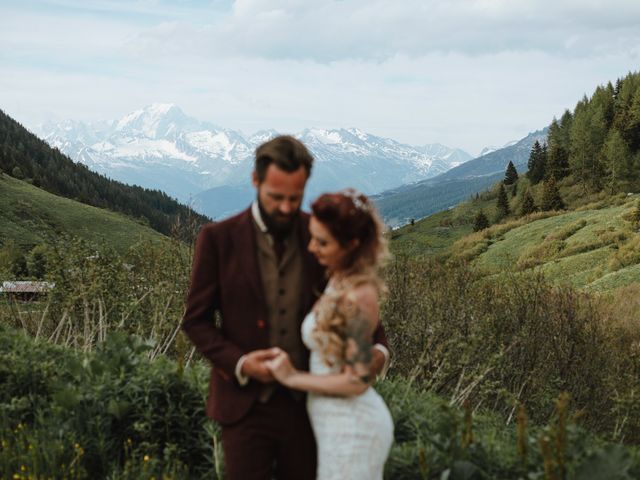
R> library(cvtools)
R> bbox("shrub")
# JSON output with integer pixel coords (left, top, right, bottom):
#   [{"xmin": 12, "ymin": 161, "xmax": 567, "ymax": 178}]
[{"xmin": 382, "ymin": 258, "xmax": 640, "ymax": 442}]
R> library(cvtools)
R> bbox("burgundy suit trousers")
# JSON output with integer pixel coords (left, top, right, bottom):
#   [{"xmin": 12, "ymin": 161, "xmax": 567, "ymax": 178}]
[{"xmin": 221, "ymin": 387, "xmax": 316, "ymax": 480}]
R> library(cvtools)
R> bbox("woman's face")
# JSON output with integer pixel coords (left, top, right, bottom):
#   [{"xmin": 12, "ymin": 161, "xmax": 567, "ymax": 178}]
[{"xmin": 308, "ymin": 216, "xmax": 352, "ymax": 271}]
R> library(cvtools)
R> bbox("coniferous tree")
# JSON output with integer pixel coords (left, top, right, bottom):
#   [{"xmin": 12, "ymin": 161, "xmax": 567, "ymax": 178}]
[
  {"xmin": 496, "ymin": 183, "xmax": 510, "ymax": 219},
  {"xmin": 624, "ymin": 88, "xmax": 640, "ymax": 152},
  {"xmin": 540, "ymin": 176, "xmax": 565, "ymax": 211},
  {"xmin": 527, "ymin": 141, "xmax": 546, "ymax": 184},
  {"xmin": 546, "ymin": 118, "xmax": 570, "ymax": 180},
  {"xmin": 473, "ymin": 210, "xmax": 490, "ymax": 232},
  {"xmin": 520, "ymin": 189, "xmax": 537, "ymax": 216},
  {"xmin": 504, "ymin": 161, "xmax": 519, "ymax": 185},
  {"xmin": 603, "ymin": 129, "xmax": 632, "ymax": 190}
]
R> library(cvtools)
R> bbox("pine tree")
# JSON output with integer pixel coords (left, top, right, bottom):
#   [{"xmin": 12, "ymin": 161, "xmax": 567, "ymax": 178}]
[
  {"xmin": 520, "ymin": 189, "xmax": 537, "ymax": 216},
  {"xmin": 504, "ymin": 161, "xmax": 519, "ymax": 185},
  {"xmin": 624, "ymin": 88, "xmax": 640, "ymax": 152},
  {"xmin": 496, "ymin": 183, "xmax": 510, "ymax": 218},
  {"xmin": 603, "ymin": 129, "xmax": 631, "ymax": 190},
  {"xmin": 540, "ymin": 176, "xmax": 565, "ymax": 211},
  {"xmin": 546, "ymin": 119, "xmax": 569, "ymax": 180},
  {"xmin": 473, "ymin": 210, "xmax": 490, "ymax": 232},
  {"xmin": 527, "ymin": 141, "xmax": 546, "ymax": 184}
]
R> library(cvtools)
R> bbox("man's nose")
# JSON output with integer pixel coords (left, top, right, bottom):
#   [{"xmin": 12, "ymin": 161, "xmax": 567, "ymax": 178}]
[{"xmin": 279, "ymin": 200, "xmax": 292, "ymax": 214}]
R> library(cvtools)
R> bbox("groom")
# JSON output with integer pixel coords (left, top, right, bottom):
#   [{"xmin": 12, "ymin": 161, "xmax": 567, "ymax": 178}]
[{"xmin": 182, "ymin": 135, "xmax": 389, "ymax": 480}]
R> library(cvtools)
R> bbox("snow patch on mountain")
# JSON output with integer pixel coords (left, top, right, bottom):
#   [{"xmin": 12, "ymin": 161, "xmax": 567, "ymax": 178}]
[{"xmin": 36, "ymin": 105, "xmax": 472, "ymax": 209}]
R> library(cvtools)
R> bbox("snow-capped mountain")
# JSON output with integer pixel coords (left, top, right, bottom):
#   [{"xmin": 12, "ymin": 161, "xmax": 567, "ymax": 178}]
[
  {"xmin": 478, "ymin": 139, "xmax": 519, "ymax": 158},
  {"xmin": 36, "ymin": 104, "xmax": 472, "ymax": 218}
]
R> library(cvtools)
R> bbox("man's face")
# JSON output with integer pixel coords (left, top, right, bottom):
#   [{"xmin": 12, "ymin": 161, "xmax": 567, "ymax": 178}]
[{"xmin": 253, "ymin": 164, "xmax": 307, "ymax": 235}]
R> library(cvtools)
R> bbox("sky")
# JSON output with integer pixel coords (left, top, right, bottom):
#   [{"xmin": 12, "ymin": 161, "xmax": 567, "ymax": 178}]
[{"xmin": 1, "ymin": 0, "xmax": 640, "ymax": 157}]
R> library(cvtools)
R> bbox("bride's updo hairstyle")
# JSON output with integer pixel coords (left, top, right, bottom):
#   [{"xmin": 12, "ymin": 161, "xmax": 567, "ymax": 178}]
[
  {"xmin": 311, "ymin": 189, "xmax": 389, "ymax": 367},
  {"xmin": 311, "ymin": 189, "xmax": 389, "ymax": 280}
]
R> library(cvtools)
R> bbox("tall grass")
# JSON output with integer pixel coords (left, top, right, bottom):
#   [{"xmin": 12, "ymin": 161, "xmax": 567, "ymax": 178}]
[
  {"xmin": 1, "ymin": 233, "xmax": 194, "ymax": 361},
  {"xmin": 1, "ymin": 231, "xmax": 639, "ymax": 477},
  {"xmin": 382, "ymin": 256, "xmax": 640, "ymax": 443},
  {"xmin": 2, "ymin": 326, "xmax": 639, "ymax": 479}
]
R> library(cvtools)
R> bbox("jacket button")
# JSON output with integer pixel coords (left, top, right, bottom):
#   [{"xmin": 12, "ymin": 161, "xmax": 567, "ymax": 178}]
[{"xmin": 257, "ymin": 319, "xmax": 266, "ymax": 328}]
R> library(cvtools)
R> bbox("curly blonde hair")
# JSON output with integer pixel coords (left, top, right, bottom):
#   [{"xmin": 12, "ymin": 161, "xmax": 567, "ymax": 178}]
[{"xmin": 312, "ymin": 288, "xmax": 373, "ymax": 369}]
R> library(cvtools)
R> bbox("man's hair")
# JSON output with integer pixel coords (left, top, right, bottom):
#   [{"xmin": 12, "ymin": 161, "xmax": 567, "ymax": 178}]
[{"xmin": 255, "ymin": 135, "xmax": 314, "ymax": 182}]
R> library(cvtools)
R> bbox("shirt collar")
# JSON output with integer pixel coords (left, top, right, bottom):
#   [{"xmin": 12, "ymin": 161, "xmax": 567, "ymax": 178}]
[{"xmin": 251, "ymin": 201, "xmax": 269, "ymax": 234}]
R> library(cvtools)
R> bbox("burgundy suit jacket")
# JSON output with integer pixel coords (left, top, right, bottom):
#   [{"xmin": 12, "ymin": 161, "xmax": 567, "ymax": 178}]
[{"xmin": 181, "ymin": 207, "xmax": 388, "ymax": 425}]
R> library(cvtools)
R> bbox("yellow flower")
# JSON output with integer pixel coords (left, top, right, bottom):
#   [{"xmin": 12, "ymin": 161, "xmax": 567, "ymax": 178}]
[
  {"xmin": 143, "ymin": 455, "xmax": 150, "ymax": 462},
  {"xmin": 20, "ymin": 465, "xmax": 26, "ymax": 471}
]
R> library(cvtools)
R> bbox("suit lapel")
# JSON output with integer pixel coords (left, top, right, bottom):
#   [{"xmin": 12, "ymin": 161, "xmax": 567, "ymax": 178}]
[{"xmin": 234, "ymin": 209, "xmax": 267, "ymax": 311}]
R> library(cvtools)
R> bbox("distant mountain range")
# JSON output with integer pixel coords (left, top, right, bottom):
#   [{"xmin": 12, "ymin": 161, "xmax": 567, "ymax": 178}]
[
  {"xmin": 36, "ymin": 104, "xmax": 472, "ymax": 218},
  {"xmin": 0, "ymin": 108, "xmax": 210, "ymax": 239},
  {"xmin": 373, "ymin": 128, "xmax": 549, "ymax": 227}
]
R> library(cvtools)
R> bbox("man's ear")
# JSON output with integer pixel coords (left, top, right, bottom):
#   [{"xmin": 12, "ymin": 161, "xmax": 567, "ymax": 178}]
[
  {"xmin": 349, "ymin": 238, "xmax": 360, "ymax": 251},
  {"xmin": 252, "ymin": 170, "xmax": 259, "ymax": 188}
]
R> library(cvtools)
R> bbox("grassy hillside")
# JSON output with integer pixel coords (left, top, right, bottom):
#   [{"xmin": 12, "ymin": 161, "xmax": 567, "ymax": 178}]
[
  {"xmin": 390, "ymin": 177, "xmax": 640, "ymax": 291},
  {"xmin": 0, "ymin": 109, "xmax": 210, "ymax": 237},
  {"xmin": 0, "ymin": 173, "xmax": 165, "ymax": 251},
  {"xmin": 450, "ymin": 195, "xmax": 640, "ymax": 291}
]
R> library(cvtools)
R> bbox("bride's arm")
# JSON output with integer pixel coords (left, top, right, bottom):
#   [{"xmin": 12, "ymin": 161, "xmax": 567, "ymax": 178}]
[
  {"xmin": 267, "ymin": 284, "xmax": 381, "ymax": 397},
  {"xmin": 267, "ymin": 351, "xmax": 369, "ymax": 396}
]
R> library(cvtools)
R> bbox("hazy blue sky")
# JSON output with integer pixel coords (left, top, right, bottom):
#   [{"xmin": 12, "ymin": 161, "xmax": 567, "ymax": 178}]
[{"xmin": 1, "ymin": 0, "xmax": 639, "ymax": 155}]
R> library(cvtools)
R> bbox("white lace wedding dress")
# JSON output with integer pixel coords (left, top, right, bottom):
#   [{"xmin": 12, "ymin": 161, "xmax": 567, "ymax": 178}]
[{"xmin": 301, "ymin": 309, "xmax": 394, "ymax": 480}]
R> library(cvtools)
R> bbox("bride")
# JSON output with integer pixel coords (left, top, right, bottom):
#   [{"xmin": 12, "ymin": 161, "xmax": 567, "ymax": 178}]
[{"xmin": 266, "ymin": 189, "xmax": 394, "ymax": 480}]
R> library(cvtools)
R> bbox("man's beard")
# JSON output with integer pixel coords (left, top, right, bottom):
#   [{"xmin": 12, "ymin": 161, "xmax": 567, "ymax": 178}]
[{"xmin": 257, "ymin": 199, "xmax": 299, "ymax": 239}]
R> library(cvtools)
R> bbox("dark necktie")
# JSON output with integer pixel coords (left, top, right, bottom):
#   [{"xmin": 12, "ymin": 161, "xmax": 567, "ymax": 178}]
[{"xmin": 273, "ymin": 236, "xmax": 285, "ymax": 263}]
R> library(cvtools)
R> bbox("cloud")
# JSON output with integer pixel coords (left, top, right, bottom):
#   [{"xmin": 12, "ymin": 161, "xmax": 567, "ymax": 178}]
[
  {"xmin": 121, "ymin": 0, "xmax": 640, "ymax": 62},
  {"xmin": 2, "ymin": 0, "xmax": 640, "ymax": 155}
]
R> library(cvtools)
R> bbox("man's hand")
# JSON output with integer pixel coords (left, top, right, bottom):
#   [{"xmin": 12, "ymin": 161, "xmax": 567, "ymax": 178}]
[
  {"xmin": 241, "ymin": 348, "xmax": 279, "ymax": 383},
  {"xmin": 265, "ymin": 348, "xmax": 297, "ymax": 386}
]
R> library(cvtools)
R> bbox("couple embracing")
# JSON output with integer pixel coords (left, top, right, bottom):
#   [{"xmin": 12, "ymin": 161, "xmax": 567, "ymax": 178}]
[{"xmin": 182, "ymin": 136, "xmax": 393, "ymax": 479}]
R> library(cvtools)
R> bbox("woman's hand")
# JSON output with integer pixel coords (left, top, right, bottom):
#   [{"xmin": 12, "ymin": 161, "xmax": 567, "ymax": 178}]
[{"xmin": 265, "ymin": 348, "xmax": 297, "ymax": 386}]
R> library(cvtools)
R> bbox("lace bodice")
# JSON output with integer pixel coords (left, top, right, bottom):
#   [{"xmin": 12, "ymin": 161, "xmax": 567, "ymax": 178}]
[
  {"xmin": 301, "ymin": 300, "xmax": 393, "ymax": 480},
  {"xmin": 301, "ymin": 310, "xmax": 341, "ymax": 375}
]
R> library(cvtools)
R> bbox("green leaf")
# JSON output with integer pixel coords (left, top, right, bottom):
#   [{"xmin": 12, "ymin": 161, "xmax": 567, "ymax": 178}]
[
  {"xmin": 107, "ymin": 398, "xmax": 131, "ymax": 420},
  {"xmin": 451, "ymin": 460, "xmax": 483, "ymax": 480},
  {"xmin": 53, "ymin": 386, "xmax": 82, "ymax": 409},
  {"xmin": 573, "ymin": 444, "xmax": 633, "ymax": 480}
]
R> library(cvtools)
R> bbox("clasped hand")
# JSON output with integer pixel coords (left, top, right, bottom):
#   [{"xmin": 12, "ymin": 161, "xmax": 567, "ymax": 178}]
[
  {"xmin": 264, "ymin": 347, "xmax": 296, "ymax": 383},
  {"xmin": 240, "ymin": 347, "xmax": 295, "ymax": 384}
]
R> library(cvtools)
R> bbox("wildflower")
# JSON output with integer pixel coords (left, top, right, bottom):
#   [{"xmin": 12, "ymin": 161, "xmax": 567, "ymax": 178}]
[
  {"xmin": 21, "ymin": 465, "xmax": 27, "ymax": 471},
  {"xmin": 144, "ymin": 455, "xmax": 150, "ymax": 462}
]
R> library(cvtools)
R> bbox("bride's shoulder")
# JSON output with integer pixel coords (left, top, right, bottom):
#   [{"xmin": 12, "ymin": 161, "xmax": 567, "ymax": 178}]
[{"xmin": 339, "ymin": 280, "xmax": 379, "ymax": 323}]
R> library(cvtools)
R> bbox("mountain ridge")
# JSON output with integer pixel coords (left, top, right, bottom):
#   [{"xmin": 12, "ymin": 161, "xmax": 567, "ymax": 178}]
[{"xmin": 36, "ymin": 104, "xmax": 473, "ymax": 211}]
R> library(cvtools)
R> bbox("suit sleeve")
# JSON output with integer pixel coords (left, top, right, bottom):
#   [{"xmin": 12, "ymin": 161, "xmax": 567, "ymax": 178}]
[
  {"xmin": 372, "ymin": 321, "xmax": 389, "ymax": 349},
  {"xmin": 181, "ymin": 225, "xmax": 245, "ymax": 377}
]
